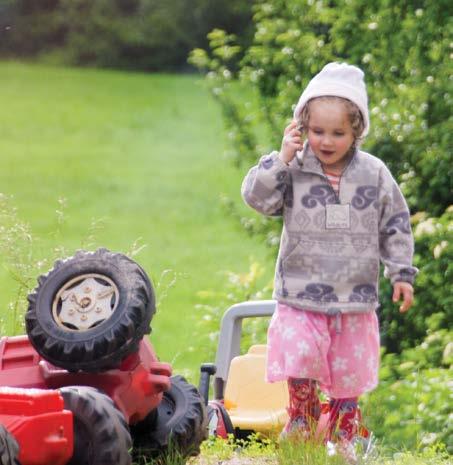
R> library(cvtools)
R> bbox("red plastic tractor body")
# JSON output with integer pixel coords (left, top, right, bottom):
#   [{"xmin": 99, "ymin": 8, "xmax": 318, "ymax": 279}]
[{"xmin": 0, "ymin": 335, "xmax": 172, "ymax": 425}]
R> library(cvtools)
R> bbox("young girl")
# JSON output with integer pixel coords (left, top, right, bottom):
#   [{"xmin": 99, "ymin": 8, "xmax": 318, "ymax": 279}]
[{"xmin": 241, "ymin": 63, "xmax": 417, "ymax": 461}]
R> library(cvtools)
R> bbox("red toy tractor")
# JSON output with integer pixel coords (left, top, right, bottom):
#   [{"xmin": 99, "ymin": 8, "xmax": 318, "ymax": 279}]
[{"xmin": 0, "ymin": 248, "xmax": 207, "ymax": 465}]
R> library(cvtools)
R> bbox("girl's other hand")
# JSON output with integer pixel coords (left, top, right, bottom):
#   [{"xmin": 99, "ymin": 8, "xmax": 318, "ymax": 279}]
[
  {"xmin": 393, "ymin": 281, "xmax": 414, "ymax": 313},
  {"xmin": 279, "ymin": 120, "xmax": 304, "ymax": 165}
]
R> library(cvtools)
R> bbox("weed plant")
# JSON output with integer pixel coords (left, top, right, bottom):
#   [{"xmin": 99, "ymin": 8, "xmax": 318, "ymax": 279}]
[{"xmin": 0, "ymin": 194, "xmax": 73, "ymax": 334}]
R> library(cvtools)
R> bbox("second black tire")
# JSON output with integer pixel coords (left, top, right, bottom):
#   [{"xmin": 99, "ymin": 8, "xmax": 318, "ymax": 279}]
[
  {"xmin": 0, "ymin": 425, "xmax": 20, "ymax": 465},
  {"xmin": 131, "ymin": 375, "xmax": 207, "ymax": 462},
  {"xmin": 60, "ymin": 386, "xmax": 132, "ymax": 465}
]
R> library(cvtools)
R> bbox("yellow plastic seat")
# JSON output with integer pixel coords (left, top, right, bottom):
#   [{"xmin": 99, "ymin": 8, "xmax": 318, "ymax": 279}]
[{"xmin": 223, "ymin": 344, "xmax": 288, "ymax": 435}]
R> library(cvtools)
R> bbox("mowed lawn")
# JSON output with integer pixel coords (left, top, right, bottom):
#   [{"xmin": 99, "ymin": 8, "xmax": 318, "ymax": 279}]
[{"xmin": 0, "ymin": 61, "xmax": 272, "ymax": 380}]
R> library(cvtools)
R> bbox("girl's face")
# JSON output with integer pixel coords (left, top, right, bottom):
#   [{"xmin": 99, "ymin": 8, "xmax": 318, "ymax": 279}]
[{"xmin": 306, "ymin": 99, "xmax": 355, "ymax": 173}]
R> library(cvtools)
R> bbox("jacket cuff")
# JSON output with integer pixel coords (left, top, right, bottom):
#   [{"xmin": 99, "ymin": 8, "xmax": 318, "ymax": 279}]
[{"xmin": 390, "ymin": 268, "xmax": 418, "ymax": 285}]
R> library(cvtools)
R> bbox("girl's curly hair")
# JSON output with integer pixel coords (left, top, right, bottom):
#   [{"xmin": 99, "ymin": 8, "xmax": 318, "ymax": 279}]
[{"xmin": 299, "ymin": 96, "xmax": 365, "ymax": 147}]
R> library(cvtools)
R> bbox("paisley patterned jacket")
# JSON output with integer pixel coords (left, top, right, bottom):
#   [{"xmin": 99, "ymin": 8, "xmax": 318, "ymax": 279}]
[{"xmin": 241, "ymin": 144, "xmax": 418, "ymax": 314}]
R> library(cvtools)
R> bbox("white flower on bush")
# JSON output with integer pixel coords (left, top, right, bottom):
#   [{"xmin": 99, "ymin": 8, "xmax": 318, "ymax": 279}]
[
  {"xmin": 443, "ymin": 342, "xmax": 453, "ymax": 365},
  {"xmin": 421, "ymin": 432, "xmax": 438, "ymax": 446},
  {"xmin": 414, "ymin": 217, "xmax": 437, "ymax": 237},
  {"xmin": 433, "ymin": 241, "xmax": 448, "ymax": 259},
  {"xmin": 403, "ymin": 124, "xmax": 413, "ymax": 133},
  {"xmin": 281, "ymin": 47, "xmax": 293, "ymax": 56}
]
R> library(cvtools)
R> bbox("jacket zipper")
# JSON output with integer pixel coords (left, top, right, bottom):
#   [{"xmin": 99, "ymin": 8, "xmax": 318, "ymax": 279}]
[{"xmin": 303, "ymin": 152, "xmax": 356, "ymax": 204}]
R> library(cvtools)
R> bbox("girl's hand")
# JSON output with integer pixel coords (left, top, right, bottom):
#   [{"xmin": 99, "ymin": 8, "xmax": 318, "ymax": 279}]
[
  {"xmin": 279, "ymin": 120, "xmax": 304, "ymax": 164},
  {"xmin": 393, "ymin": 281, "xmax": 414, "ymax": 313}
]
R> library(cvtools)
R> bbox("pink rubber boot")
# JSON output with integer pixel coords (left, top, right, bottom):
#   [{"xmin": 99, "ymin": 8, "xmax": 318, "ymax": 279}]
[
  {"xmin": 281, "ymin": 378, "xmax": 321, "ymax": 441},
  {"xmin": 327, "ymin": 398, "xmax": 359, "ymax": 464}
]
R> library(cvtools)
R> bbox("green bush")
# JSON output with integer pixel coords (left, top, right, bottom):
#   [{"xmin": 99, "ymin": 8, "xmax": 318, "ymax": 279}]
[
  {"xmin": 190, "ymin": 0, "xmax": 452, "ymax": 215},
  {"xmin": 0, "ymin": 0, "xmax": 253, "ymax": 71},
  {"xmin": 359, "ymin": 310, "xmax": 452, "ymax": 452},
  {"xmin": 0, "ymin": 0, "xmax": 65, "ymax": 56},
  {"xmin": 364, "ymin": 304, "xmax": 452, "ymax": 451},
  {"xmin": 378, "ymin": 207, "xmax": 452, "ymax": 352},
  {"xmin": 189, "ymin": 0, "xmax": 452, "ymax": 353}
]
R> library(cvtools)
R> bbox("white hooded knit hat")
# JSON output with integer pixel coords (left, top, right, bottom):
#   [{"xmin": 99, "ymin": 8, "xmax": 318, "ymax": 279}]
[{"xmin": 293, "ymin": 62, "xmax": 370, "ymax": 137}]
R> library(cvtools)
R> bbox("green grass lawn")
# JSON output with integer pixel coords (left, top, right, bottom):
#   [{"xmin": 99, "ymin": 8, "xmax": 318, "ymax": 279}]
[
  {"xmin": 0, "ymin": 61, "xmax": 273, "ymax": 381},
  {"xmin": 1, "ymin": 61, "xmax": 448, "ymax": 465}
]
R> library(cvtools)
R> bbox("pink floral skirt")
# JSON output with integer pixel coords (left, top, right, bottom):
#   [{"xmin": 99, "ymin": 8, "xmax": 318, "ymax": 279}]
[{"xmin": 266, "ymin": 303, "xmax": 380, "ymax": 398}]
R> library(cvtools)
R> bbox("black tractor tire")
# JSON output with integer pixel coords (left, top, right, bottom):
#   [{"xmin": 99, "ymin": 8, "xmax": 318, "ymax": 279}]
[
  {"xmin": 131, "ymin": 375, "xmax": 208, "ymax": 462},
  {"xmin": 0, "ymin": 426, "xmax": 20, "ymax": 465},
  {"xmin": 25, "ymin": 248, "xmax": 155, "ymax": 372},
  {"xmin": 60, "ymin": 386, "xmax": 132, "ymax": 465}
]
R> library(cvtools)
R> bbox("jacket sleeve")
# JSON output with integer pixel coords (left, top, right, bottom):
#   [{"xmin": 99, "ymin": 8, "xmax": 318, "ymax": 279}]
[
  {"xmin": 378, "ymin": 164, "xmax": 418, "ymax": 284},
  {"xmin": 241, "ymin": 151, "xmax": 291, "ymax": 216}
]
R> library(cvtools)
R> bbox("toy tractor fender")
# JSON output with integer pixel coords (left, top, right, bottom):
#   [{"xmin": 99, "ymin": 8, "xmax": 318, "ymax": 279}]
[{"xmin": 0, "ymin": 387, "xmax": 73, "ymax": 465}]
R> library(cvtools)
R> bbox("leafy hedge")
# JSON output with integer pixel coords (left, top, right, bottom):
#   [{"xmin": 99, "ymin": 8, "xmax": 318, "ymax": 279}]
[
  {"xmin": 0, "ymin": 0, "xmax": 252, "ymax": 70},
  {"xmin": 379, "ymin": 208, "xmax": 452, "ymax": 352},
  {"xmin": 190, "ymin": 0, "xmax": 451, "ymax": 214},
  {"xmin": 190, "ymin": 2, "xmax": 452, "ymax": 452},
  {"xmin": 189, "ymin": 0, "xmax": 452, "ymax": 353},
  {"xmin": 365, "ymin": 313, "xmax": 453, "ymax": 451}
]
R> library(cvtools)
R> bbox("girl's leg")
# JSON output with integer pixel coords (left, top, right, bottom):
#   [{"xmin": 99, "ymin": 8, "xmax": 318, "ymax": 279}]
[
  {"xmin": 327, "ymin": 397, "xmax": 358, "ymax": 441},
  {"xmin": 283, "ymin": 377, "xmax": 321, "ymax": 436}
]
